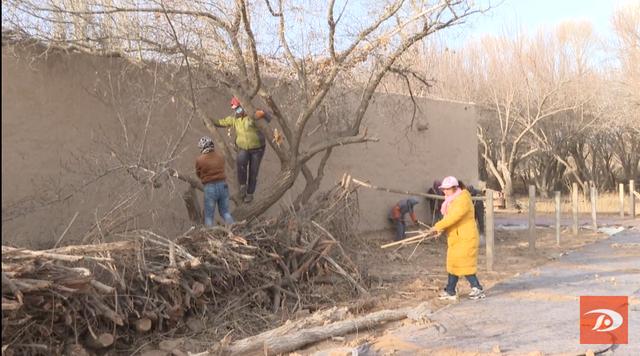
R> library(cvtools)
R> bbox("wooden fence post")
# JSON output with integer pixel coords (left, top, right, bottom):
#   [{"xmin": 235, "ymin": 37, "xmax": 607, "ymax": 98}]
[
  {"xmin": 631, "ymin": 180, "xmax": 636, "ymax": 218},
  {"xmin": 591, "ymin": 184, "xmax": 597, "ymax": 230},
  {"xmin": 619, "ymin": 183, "xmax": 625, "ymax": 218},
  {"xmin": 555, "ymin": 191, "xmax": 561, "ymax": 246},
  {"xmin": 485, "ymin": 190, "xmax": 494, "ymax": 272},
  {"xmin": 572, "ymin": 182, "xmax": 579, "ymax": 235},
  {"xmin": 528, "ymin": 185, "xmax": 536, "ymax": 252}
]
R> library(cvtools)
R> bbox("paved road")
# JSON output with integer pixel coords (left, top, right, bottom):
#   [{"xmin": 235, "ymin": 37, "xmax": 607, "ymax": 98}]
[
  {"xmin": 494, "ymin": 213, "xmax": 638, "ymax": 229},
  {"xmin": 363, "ymin": 221, "xmax": 640, "ymax": 355},
  {"xmin": 314, "ymin": 221, "xmax": 640, "ymax": 356}
]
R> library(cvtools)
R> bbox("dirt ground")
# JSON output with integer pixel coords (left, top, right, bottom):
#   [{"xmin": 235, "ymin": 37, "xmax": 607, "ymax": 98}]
[
  {"xmin": 295, "ymin": 218, "xmax": 609, "ymax": 355},
  {"xmin": 130, "ymin": 215, "xmax": 610, "ymax": 355}
]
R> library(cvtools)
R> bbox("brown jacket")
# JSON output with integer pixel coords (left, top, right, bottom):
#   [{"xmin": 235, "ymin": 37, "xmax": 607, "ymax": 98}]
[{"xmin": 196, "ymin": 151, "xmax": 226, "ymax": 184}]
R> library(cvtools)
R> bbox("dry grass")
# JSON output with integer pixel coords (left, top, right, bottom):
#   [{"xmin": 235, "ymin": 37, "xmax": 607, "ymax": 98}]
[{"xmin": 516, "ymin": 192, "xmax": 640, "ymax": 214}]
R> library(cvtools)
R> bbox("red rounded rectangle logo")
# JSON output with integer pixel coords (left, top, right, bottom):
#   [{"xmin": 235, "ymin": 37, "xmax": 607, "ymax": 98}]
[{"xmin": 580, "ymin": 296, "xmax": 628, "ymax": 344}]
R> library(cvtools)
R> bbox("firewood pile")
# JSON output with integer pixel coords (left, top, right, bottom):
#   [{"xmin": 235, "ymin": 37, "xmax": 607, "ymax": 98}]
[{"xmin": 1, "ymin": 184, "xmax": 363, "ymax": 355}]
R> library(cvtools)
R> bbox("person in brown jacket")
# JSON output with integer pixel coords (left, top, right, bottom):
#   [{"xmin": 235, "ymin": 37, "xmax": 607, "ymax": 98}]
[{"xmin": 196, "ymin": 136, "xmax": 234, "ymax": 226}]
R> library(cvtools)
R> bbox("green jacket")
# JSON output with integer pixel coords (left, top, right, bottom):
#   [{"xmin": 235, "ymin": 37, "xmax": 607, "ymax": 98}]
[{"xmin": 214, "ymin": 114, "xmax": 268, "ymax": 150}]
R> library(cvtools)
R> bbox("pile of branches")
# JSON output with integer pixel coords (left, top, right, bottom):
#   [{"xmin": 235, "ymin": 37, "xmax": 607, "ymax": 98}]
[{"xmin": 1, "ymin": 184, "xmax": 363, "ymax": 355}]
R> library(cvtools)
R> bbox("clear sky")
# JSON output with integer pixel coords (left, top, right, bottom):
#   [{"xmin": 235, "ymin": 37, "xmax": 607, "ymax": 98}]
[{"xmin": 446, "ymin": 0, "xmax": 632, "ymax": 45}]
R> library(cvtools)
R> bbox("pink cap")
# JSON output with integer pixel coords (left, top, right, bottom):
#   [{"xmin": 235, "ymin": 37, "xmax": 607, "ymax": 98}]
[{"xmin": 439, "ymin": 176, "xmax": 459, "ymax": 189}]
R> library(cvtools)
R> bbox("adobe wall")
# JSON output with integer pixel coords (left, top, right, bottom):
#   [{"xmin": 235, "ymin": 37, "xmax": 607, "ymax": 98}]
[{"xmin": 1, "ymin": 45, "xmax": 478, "ymax": 247}]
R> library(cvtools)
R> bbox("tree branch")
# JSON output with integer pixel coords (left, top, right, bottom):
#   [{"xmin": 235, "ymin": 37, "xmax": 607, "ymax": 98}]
[
  {"xmin": 299, "ymin": 132, "xmax": 379, "ymax": 164},
  {"xmin": 238, "ymin": 0, "xmax": 262, "ymax": 98}
]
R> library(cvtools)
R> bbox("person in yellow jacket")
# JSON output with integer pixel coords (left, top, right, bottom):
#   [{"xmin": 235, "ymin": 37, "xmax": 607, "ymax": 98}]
[
  {"xmin": 214, "ymin": 96, "xmax": 271, "ymax": 203},
  {"xmin": 430, "ymin": 176, "xmax": 486, "ymax": 301}
]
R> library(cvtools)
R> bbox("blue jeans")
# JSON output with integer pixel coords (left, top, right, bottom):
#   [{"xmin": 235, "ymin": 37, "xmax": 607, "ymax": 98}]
[
  {"xmin": 445, "ymin": 273, "xmax": 482, "ymax": 295},
  {"xmin": 389, "ymin": 218, "xmax": 406, "ymax": 241},
  {"xmin": 203, "ymin": 181, "xmax": 234, "ymax": 226},
  {"xmin": 236, "ymin": 147, "xmax": 265, "ymax": 194}
]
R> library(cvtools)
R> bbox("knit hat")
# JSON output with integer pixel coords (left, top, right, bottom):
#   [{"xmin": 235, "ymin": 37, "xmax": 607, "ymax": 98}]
[{"xmin": 198, "ymin": 136, "xmax": 214, "ymax": 150}]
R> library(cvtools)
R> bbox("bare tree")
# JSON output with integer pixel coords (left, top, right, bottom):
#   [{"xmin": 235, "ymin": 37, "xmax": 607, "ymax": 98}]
[
  {"xmin": 383, "ymin": 13, "xmax": 636, "ymax": 198},
  {"xmin": 471, "ymin": 31, "xmax": 584, "ymax": 207},
  {"xmin": 3, "ymin": 0, "xmax": 486, "ymax": 220},
  {"xmin": 606, "ymin": 3, "xmax": 640, "ymax": 182},
  {"xmin": 611, "ymin": 1, "xmax": 640, "ymax": 122},
  {"xmin": 418, "ymin": 19, "xmax": 615, "ymax": 203}
]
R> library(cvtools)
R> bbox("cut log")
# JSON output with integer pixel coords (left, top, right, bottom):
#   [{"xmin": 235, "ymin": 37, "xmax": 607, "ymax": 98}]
[
  {"xmin": 2, "ymin": 297, "xmax": 22, "ymax": 311},
  {"xmin": 85, "ymin": 332, "xmax": 114, "ymax": 349},
  {"xmin": 13, "ymin": 278, "xmax": 53, "ymax": 292},
  {"xmin": 1, "ymin": 271, "xmax": 24, "ymax": 305},
  {"xmin": 143, "ymin": 311, "xmax": 159, "ymax": 322},
  {"xmin": 194, "ymin": 307, "xmax": 349, "ymax": 356},
  {"xmin": 64, "ymin": 342, "xmax": 90, "ymax": 356},
  {"xmin": 135, "ymin": 318, "xmax": 153, "ymax": 333},
  {"xmin": 192, "ymin": 306, "xmax": 410, "ymax": 356},
  {"xmin": 91, "ymin": 280, "xmax": 115, "ymax": 294},
  {"xmin": 45, "ymin": 240, "xmax": 136, "ymax": 255},
  {"xmin": 4, "ymin": 249, "xmax": 113, "ymax": 262},
  {"xmin": 91, "ymin": 295, "xmax": 124, "ymax": 326}
]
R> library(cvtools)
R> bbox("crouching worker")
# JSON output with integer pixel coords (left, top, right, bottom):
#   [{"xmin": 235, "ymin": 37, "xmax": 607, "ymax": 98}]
[
  {"xmin": 430, "ymin": 176, "xmax": 485, "ymax": 301},
  {"xmin": 388, "ymin": 198, "xmax": 421, "ymax": 241},
  {"xmin": 196, "ymin": 136, "xmax": 234, "ymax": 226}
]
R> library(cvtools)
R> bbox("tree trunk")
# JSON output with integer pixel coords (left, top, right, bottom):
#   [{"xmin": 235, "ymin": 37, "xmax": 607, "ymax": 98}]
[
  {"xmin": 503, "ymin": 177, "xmax": 516, "ymax": 210},
  {"xmin": 232, "ymin": 167, "xmax": 299, "ymax": 221},
  {"xmin": 182, "ymin": 187, "xmax": 203, "ymax": 224},
  {"xmin": 85, "ymin": 333, "xmax": 114, "ymax": 349}
]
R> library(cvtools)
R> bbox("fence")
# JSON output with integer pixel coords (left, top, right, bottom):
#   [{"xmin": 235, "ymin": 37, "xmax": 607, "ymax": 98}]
[
  {"xmin": 522, "ymin": 180, "xmax": 637, "ymax": 247},
  {"xmin": 341, "ymin": 174, "xmax": 639, "ymax": 274}
]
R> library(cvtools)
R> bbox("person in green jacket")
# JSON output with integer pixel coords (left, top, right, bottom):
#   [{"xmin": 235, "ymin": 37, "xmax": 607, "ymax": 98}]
[{"xmin": 214, "ymin": 96, "xmax": 271, "ymax": 203}]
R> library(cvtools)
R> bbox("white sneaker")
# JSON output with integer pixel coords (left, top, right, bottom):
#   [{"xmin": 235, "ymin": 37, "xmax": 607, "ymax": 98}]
[
  {"xmin": 438, "ymin": 290, "xmax": 458, "ymax": 301},
  {"xmin": 468, "ymin": 287, "xmax": 486, "ymax": 300}
]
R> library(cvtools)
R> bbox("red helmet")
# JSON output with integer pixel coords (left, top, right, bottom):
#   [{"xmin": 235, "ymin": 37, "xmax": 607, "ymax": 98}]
[{"xmin": 230, "ymin": 96, "xmax": 241, "ymax": 109}]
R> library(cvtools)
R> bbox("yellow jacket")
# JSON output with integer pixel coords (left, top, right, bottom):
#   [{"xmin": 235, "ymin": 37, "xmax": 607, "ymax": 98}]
[
  {"xmin": 434, "ymin": 189, "xmax": 479, "ymax": 276},
  {"xmin": 214, "ymin": 110, "xmax": 269, "ymax": 150}
]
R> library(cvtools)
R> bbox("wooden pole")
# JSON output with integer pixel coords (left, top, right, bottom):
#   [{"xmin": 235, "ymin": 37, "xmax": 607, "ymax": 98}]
[
  {"xmin": 380, "ymin": 231, "xmax": 436, "ymax": 249},
  {"xmin": 631, "ymin": 180, "xmax": 636, "ymax": 218},
  {"xmin": 486, "ymin": 189, "xmax": 495, "ymax": 272},
  {"xmin": 619, "ymin": 183, "xmax": 625, "ymax": 218},
  {"xmin": 349, "ymin": 177, "xmax": 485, "ymax": 201},
  {"xmin": 555, "ymin": 191, "xmax": 561, "ymax": 246},
  {"xmin": 591, "ymin": 184, "xmax": 597, "ymax": 230},
  {"xmin": 528, "ymin": 185, "xmax": 536, "ymax": 252},
  {"xmin": 572, "ymin": 182, "xmax": 579, "ymax": 235}
]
